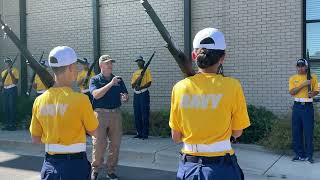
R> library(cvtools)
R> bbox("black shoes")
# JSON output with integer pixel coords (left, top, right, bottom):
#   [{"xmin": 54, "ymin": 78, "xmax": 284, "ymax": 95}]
[
  {"xmin": 106, "ymin": 173, "xmax": 119, "ymax": 180},
  {"xmin": 292, "ymin": 156, "xmax": 305, "ymax": 162},
  {"xmin": 91, "ymin": 172, "xmax": 98, "ymax": 180},
  {"xmin": 133, "ymin": 135, "xmax": 142, "ymax": 138},
  {"xmin": 305, "ymin": 157, "xmax": 314, "ymax": 164}
]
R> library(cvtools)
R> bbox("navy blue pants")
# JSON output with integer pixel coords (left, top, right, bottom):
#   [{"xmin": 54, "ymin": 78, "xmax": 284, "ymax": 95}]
[
  {"xmin": 41, "ymin": 152, "xmax": 91, "ymax": 180},
  {"xmin": 177, "ymin": 154, "xmax": 244, "ymax": 180},
  {"xmin": 2, "ymin": 86, "xmax": 17, "ymax": 129},
  {"xmin": 133, "ymin": 90, "xmax": 150, "ymax": 137},
  {"xmin": 292, "ymin": 102, "xmax": 314, "ymax": 159}
]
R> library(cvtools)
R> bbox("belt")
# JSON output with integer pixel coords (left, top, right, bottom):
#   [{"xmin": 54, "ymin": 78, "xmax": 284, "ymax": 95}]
[
  {"xmin": 45, "ymin": 152, "xmax": 86, "ymax": 160},
  {"xmin": 294, "ymin": 101, "xmax": 313, "ymax": 105},
  {"xmin": 184, "ymin": 140, "xmax": 232, "ymax": 153},
  {"xmin": 4, "ymin": 84, "xmax": 16, "ymax": 89},
  {"xmin": 45, "ymin": 143, "xmax": 86, "ymax": 153},
  {"xmin": 37, "ymin": 90, "xmax": 46, "ymax": 94},
  {"xmin": 294, "ymin": 98, "xmax": 313, "ymax": 102},
  {"xmin": 182, "ymin": 153, "xmax": 235, "ymax": 164},
  {"xmin": 81, "ymin": 89, "xmax": 90, "ymax": 93},
  {"xmin": 134, "ymin": 88, "xmax": 148, "ymax": 94},
  {"xmin": 95, "ymin": 108, "xmax": 119, "ymax": 113}
]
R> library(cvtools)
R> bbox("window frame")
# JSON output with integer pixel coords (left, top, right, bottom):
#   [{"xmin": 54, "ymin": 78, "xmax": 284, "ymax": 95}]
[{"xmin": 303, "ymin": 0, "xmax": 320, "ymax": 61}]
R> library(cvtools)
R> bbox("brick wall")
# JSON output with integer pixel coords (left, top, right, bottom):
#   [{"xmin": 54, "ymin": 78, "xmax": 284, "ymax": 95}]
[
  {"xmin": 0, "ymin": 0, "xmax": 304, "ymax": 115},
  {"xmin": 192, "ymin": 0, "xmax": 303, "ymax": 114}
]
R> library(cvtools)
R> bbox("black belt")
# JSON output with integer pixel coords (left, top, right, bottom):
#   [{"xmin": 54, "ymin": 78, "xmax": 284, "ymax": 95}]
[
  {"xmin": 294, "ymin": 101, "xmax": 313, "ymax": 105},
  {"xmin": 45, "ymin": 152, "xmax": 86, "ymax": 160},
  {"xmin": 181, "ymin": 154, "xmax": 234, "ymax": 164}
]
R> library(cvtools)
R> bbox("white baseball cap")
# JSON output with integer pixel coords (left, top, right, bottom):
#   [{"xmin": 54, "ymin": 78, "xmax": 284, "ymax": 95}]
[
  {"xmin": 193, "ymin": 28, "xmax": 226, "ymax": 50},
  {"xmin": 48, "ymin": 46, "xmax": 78, "ymax": 67}
]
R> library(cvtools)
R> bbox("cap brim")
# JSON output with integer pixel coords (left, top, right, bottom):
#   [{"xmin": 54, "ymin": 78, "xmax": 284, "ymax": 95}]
[{"xmin": 135, "ymin": 59, "xmax": 144, "ymax": 62}]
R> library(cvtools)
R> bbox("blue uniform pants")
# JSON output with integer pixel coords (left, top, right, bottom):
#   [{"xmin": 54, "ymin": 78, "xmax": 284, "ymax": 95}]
[
  {"xmin": 292, "ymin": 102, "xmax": 314, "ymax": 159},
  {"xmin": 3, "ymin": 86, "xmax": 17, "ymax": 129},
  {"xmin": 133, "ymin": 90, "xmax": 150, "ymax": 137},
  {"xmin": 177, "ymin": 154, "xmax": 244, "ymax": 180},
  {"xmin": 41, "ymin": 152, "xmax": 91, "ymax": 180}
]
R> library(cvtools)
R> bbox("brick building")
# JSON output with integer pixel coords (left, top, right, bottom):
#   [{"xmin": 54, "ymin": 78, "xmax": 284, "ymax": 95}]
[{"xmin": 0, "ymin": 0, "xmax": 319, "ymax": 115}]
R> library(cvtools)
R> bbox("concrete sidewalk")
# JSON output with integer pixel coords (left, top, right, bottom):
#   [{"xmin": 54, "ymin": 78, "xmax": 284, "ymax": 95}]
[{"xmin": 0, "ymin": 130, "xmax": 319, "ymax": 180}]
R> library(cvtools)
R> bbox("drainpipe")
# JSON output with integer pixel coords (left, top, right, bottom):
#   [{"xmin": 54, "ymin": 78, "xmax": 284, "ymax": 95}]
[
  {"xmin": 184, "ymin": 0, "xmax": 191, "ymax": 59},
  {"xmin": 19, "ymin": 0, "xmax": 27, "ymax": 94},
  {"xmin": 92, "ymin": 0, "xmax": 101, "ymax": 73}
]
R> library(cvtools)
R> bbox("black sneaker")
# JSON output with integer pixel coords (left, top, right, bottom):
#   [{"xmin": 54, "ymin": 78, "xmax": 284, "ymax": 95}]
[
  {"xmin": 133, "ymin": 135, "xmax": 142, "ymax": 139},
  {"xmin": 91, "ymin": 171, "xmax": 98, "ymax": 180},
  {"xmin": 305, "ymin": 157, "xmax": 314, "ymax": 164},
  {"xmin": 292, "ymin": 156, "xmax": 305, "ymax": 162},
  {"xmin": 107, "ymin": 173, "xmax": 118, "ymax": 180}
]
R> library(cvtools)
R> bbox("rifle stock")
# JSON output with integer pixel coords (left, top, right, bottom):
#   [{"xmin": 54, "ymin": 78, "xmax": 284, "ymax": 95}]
[
  {"xmin": 0, "ymin": 53, "xmax": 18, "ymax": 92},
  {"xmin": 26, "ymin": 52, "xmax": 45, "ymax": 96},
  {"xmin": 135, "ymin": 51, "xmax": 155, "ymax": 89},
  {"xmin": 140, "ymin": 0, "xmax": 195, "ymax": 77},
  {"xmin": 0, "ymin": 15, "xmax": 54, "ymax": 88}
]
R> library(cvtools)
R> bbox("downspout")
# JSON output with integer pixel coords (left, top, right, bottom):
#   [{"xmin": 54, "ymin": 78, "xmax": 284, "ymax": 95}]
[
  {"xmin": 184, "ymin": 0, "xmax": 191, "ymax": 59},
  {"xmin": 19, "ymin": 0, "xmax": 27, "ymax": 94},
  {"xmin": 92, "ymin": 0, "xmax": 101, "ymax": 73}
]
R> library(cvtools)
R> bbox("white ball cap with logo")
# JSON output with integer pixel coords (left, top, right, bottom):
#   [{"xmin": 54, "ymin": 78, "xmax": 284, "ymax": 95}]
[
  {"xmin": 193, "ymin": 28, "xmax": 226, "ymax": 50},
  {"xmin": 48, "ymin": 46, "xmax": 78, "ymax": 67}
]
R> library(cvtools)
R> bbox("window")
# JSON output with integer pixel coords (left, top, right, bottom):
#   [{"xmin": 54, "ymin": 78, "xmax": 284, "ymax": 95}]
[{"xmin": 305, "ymin": 0, "xmax": 320, "ymax": 60}]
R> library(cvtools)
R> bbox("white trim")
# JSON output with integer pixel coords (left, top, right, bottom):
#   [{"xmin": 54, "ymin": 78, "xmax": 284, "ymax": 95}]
[
  {"xmin": 183, "ymin": 140, "xmax": 232, "ymax": 153},
  {"xmin": 134, "ymin": 88, "xmax": 148, "ymax": 94},
  {"xmin": 4, "ymin": 84, "xmax": 16, "ymax": 89},
  {"xmin": 294, "ymin": 98, "xmax": 313, "ymax": 102},
  {"xmin": 37, "ymin": 90, "xmax": 46, "ymax": 94},
  {"xmin": 81, "ymin": 89, "xmax": 90, "ymax": 93},
  {"xmin": 45, "ymin": 143, "xmax": 86, "ymax": 153}
]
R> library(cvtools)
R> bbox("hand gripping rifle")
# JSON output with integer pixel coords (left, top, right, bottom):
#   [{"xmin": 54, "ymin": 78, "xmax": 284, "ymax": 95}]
[
  {"xmin": 135, "ymin": 51, "xmax": 155, "ymax": 90},
  {"xmin": 0, "ymin": 15, "xmax": 54, "ymax": 88},
  {"xmin": 306, "ymin": 49, "xmax": 312, "ymax": 97},
  {"xmin": 26, "ymin": 52, "xmax": 45, "ymax": 96},
  {"xmin": 140, "ymin": 0, "xmax": 195, "ymax": 77},
  {"xmin": 0, "ymin": 53, "xmax": 18, "ymax": 92}
]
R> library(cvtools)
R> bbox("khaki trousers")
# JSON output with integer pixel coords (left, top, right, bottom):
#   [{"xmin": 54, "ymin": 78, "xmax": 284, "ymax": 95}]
[{"xmin": 91, "ymin": 108, "xmax": 122, "ymax": 174}]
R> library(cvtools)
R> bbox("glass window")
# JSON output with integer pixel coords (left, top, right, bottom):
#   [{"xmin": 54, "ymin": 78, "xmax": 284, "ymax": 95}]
[
  {"xmin": 307, "ymin": 23, "xmax": 320, "ymax": 59},
  {"xmin": 306, "ymin": 0, "xmax": 320, "ymax": 20}
]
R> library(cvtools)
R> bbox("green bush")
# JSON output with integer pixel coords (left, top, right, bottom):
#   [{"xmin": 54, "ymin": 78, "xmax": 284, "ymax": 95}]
[
  {"xmin": 239, "ymin": 105, "xmax": 278, "ymax": 143},
  {"xmin": 122, "ymin": 110, "xmax": 171, "ymax": 137},
  {"xmin": 261, "ymin": 112, "xmax": 320, "ymax": 153}
]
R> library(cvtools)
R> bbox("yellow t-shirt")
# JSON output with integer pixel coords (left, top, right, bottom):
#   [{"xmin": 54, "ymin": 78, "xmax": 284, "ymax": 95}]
[
  {"xmin": 34, "ymin": 74, "xmax": 47, "ymax": 91},
  {"xmin": 131, "ymin": 69, "xmax": 152, "ymax": 87},
  {"xmin": 77, "ymin": 70, "xmax": 95, "ymax": 91},
  {"xmin": 289, "ymin": 73, "xmax": 318, "ymax": 98},
  {"xmin": 1, "ymin": 68, "xmax": 19, "ymax": 86},
  {"xmin": 29, "ymin": 87, "xmax": 99, "ymax": 153},
  {"xmin": 169, "ymin": 73, "xmax": 250, "ymax": 157}
]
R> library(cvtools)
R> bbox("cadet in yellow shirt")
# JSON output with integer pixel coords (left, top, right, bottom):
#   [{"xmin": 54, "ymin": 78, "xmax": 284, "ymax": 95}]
[
  {"xmin": 33, "ymin": 61, "xmax": 48, "ymax": 96},
  {"xmin": 289, "ymin": 59, "xmax": 319, "ymax": 164},
  {"xmin": 131, "ymin": 55, "xmax": 152, "ymax": 139},
  {"xmin": 29, "ymin": 46, "xmax": 99, "ymax": 180},
  {"xmin": 77, "ymin": 58, "xmax": 95, "ymax": 103},
  {"xmin": 1, "ymin": 57, "xmax": 19, "ymax": 131},
  {"xmin": 170, "ymin": 28, "xmax": 250, "ymax": 180}
]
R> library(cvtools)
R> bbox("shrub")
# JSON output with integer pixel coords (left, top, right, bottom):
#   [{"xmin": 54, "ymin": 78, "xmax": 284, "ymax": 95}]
[
  {"xmin": 261, "ymin": 111, "xmax": 320, "ymax": 153},
  {"xmin": 239, "ymin": 105, "xmax": 278, "ymax": 143}
]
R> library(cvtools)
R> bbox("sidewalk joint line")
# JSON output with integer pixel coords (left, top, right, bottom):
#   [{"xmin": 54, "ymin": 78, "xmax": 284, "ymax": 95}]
[{"xmin": 262, "ymin": 153, "xmax": 284, "ymax": 176}]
